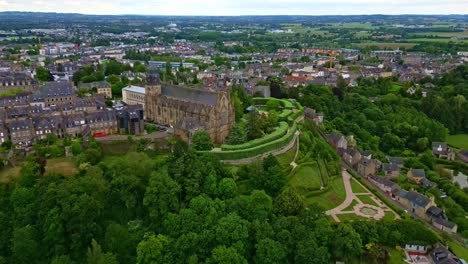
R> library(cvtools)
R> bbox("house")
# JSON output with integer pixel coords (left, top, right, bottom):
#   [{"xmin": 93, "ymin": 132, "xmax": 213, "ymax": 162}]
[
  {"xmin": 421, "ymin": 178, "xmax": 437, "ymax": 189},
  {"xmin": 429, "ymin": 245, "xmax": 463, "ymax": 264},
  {"xmin": 432, "ymin": 218, "xmax": 458, "ymax": 234},
  {"xmin": 8, "ymin": 119, "xmax": 34, "ymax": 148},
  {"xmin": 404, "ymin": 244, "xmax": 428, "ymax": 254},
  {"xmin": 357, "ymin": 158, "xmax": 376, "ymax": 177},
  {"xmin": 457, "ymin": 149, "xmax": 468, "ymax": 163},
  {"xmin": 387, "ymin": 156, "xmax": 404, "ymax": 168},
  {"xmin": 343, "ymin": 148, "xmax": 362, "ymax": 167},
  {"xmin": 368, "ymin": 174, "xmax": 398, "ymax": 195},
  {"xmin": 361, "ymin": 150, "xmax": 372, "ymax": 160},
  {"xmin": 304, "ymin": 107, "xmax": 323, "ymax": 125},
  {"xmin": 116, "ymin": 104, "xmax": 145, "ymax": 135},
  {"xmin": 78, "ymin": 81, "xmax": 112, "ymax": 99},
  {"xmin": 407, "ymin": 168, "xmax": 426, "ymax": 184},
  {"xmin": 328, "ymin": 131, "xmax": 348, "ymax": 151},
  {"xmin": 395, "ymin": 190, "xmax": 435, "ymax": 220},
  {"xmin": 432, "ymin": 142, "xmax": 455, "ymax": 161},
  {"xmin": 382, "ymin": 163, "xmax": 400, "ymax": 179}
]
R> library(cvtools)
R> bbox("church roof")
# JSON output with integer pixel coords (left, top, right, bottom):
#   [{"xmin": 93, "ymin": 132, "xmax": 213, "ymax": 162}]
[{"xmin": 161, "ymin": 84, "xmax": 218, "ymax": 106}]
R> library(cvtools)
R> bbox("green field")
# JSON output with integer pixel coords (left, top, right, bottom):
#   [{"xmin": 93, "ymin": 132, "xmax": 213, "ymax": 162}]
[
  {"xmin": 343, "ymin": 198, "xmax": 359, "ymax": 211},
  {"xmin": 411, "ymin": 31, "xmax": 468, "ymax": 38},
  {"xmin": 390, "ymin": 83, "xmax": 402, "ymax": 93},
  {"xmin": 305, "ymin": 176, "xmax": 346, "ymax": 210},
  {"xmin": 448, "ymin": 241, "xmax": 468, "ymax": 261},
  {"xmin": 354, "ymin": 42, "xmax": 417, "ymax": 49},
  {"xmin": 0, "ymin": 157, "xmax": 78, "ymax": 183},
  {"xmin": 408, "ymin": 38, "xmax": 468, "ymax": 44},
  {"xmin": 447, "ymin": 134, "xmax": 468, "ymax": 149},
  {"xmin": 289, "ymin": 163, "xmax": 322, "ymax": 192},
  {"xmin": 356, "ymin": 194, "xmax": 380, "ymax": 207},
  {"xmin": 350, "ymin": 179, "xmax": 368, "ymax": 193},
  {"xmin": 276, "ymin": 142, "xmax": 297, "ymax": 168},
  {"xmin": 328, "ymin": 22, "xmax": 376, "ymax": 29},
  {"xmin": 387, "ymin": 247, "xmax": 406, "ymax": 264}
]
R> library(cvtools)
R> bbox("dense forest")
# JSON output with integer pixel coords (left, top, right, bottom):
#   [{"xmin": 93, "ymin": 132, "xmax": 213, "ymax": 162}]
[{"xmin": 0, "ymin": 136, "xmax": 441, "ymax": 264}]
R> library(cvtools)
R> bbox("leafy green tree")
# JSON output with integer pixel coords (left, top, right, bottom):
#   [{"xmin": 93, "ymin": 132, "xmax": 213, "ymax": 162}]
[
  {"xmin": 273, "ymin": 188, "xmax": 305, "ymax": 216},
  {"xmin": 191, "ymin": 131, "xmax": 213, "ymax": 151},
  {"xmin": 255, "ymin": 238, "xmax": 286, "ymax": 264},
  {"xmin": 246, "ymin": 110, "xmax": 263, "ymax": 140},
  {"xmin": 36, "ymin": 66, "xmax": 53, "ymax": 82},
  {"xmin": 144, "ymin": 170, "xmax": 180, "ymax": 224},
  {"xmin": 332, "ymin": 224, "xmax": 362, "ymax": 261},
  {"xmin": 207, "ymin": 246, "xmax": 247, "ymax": 264},
  {"xmin": 11, "ymin": 225, "xmax": 39, "ymax": 264},
  {"xmin": 137, "ymin": 234, "xmax": 173, "ymax": 264},
  {"xmin": 226, "ymin": 124, "xmax": 247, "ymax": 145},
  {"xmin": 217, "ymin": 178, "xmax": 237, "ymax": 199},
  {"xmin": 86, "ymin": 239, "xmax": 118, "ymax": 264}
]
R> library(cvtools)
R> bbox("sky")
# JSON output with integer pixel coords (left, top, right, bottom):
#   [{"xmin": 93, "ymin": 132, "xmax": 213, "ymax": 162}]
[{"xmin": 0, "ymin": 0, "xmax": 467, "ymax": 16}]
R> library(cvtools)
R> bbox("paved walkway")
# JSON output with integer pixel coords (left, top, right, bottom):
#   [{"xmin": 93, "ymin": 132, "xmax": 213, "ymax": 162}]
[
  {"xmin": 326, "ymin": 168, "xmax": 398, "ymax": 222},
  {"xmin": 289, "ymin": 133, "xmax": 300, "ymax": 169}
]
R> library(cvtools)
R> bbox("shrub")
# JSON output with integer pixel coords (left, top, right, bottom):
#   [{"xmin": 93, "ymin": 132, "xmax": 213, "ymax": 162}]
[
  {"xmin": 201, "ymin": 123, "xmax": 297, "ymax": 160},
  {"xmin": 222, "ymin": 122, "xmax": 289, "ymax": 151}
]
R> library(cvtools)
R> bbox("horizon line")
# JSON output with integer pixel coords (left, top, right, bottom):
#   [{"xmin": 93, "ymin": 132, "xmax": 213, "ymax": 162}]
[{"xmin": 1, "ymin": 11, "xmax": 467, "ymax": 17}]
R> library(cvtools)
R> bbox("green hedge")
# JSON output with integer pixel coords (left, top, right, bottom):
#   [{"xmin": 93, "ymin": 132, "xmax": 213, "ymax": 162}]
[
  {"xmin": 347, "ymin": 169, "xmax": 406, "ymax": 217},
  {"xmin": 253, "ymin": 97, "xmax": 294, "ymax": 109},
  {"xmin": 201, "ymin": 123, "xmax": 298, "ymax": 160},
  {"xmin": 279, "ymin": 109, "xmax": 293, "ymax": 121},
  {"xmin": 221, "ymin": 122, "xmax": 289, "ymax": 151}
]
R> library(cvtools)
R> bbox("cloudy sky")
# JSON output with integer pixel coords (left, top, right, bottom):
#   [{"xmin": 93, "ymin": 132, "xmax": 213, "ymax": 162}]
[{"xmin": 0, "ymin": 0, "xmax": 467, "ymax": 15}]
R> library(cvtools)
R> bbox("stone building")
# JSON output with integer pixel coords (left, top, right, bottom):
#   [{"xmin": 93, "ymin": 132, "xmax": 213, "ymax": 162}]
[
  {"xmin": 122, "ymin": 85, "xmax": 146, "ymax": 110},
  {"xmin": 145, "ymin": 83, "xmax": 234, "ymax": 143}
]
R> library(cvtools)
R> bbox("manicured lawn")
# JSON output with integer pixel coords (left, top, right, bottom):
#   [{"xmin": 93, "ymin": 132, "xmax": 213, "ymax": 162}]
[
  {"xmin": 337, "ymin": 213, "xmax": 367, "ymax": 222},
  {"xmin": 305, "ymin": 176, "xmax": 346, "ymax": 210},
  {"xmin": 448, "ymin": 240, "xmax": 468, "ymax": 261},
  {"xmin": 382, "ymin": 211, "xmax": 397, "ymax": 221},
  {"xmin": 276, "ymin": 142, "xmax": 297, "ymax": 168},
  {"xmin": 350, "ymin": 179, "xmax": 368, "ymax": 193},
  {"xmin": 289, "ymin": 164, "xmax": 322, "ymax": 192},
  {"xmin": 447, "ymin": 134, "xmax": 468, "ymax": 149},
  {"xmin": 343, "ymin": 198, "xmax": 359, "ymax": 211},
  {"xmin": 45, "ymin": 157, "xmax": 78, "ymax": 176},
  {"xmin": 390, "ymin": 83, "xmax": 402, "ymax": 93},
  {"xmin": 356, "ymin": 194, "xmax": 380, "ymax": 207}
]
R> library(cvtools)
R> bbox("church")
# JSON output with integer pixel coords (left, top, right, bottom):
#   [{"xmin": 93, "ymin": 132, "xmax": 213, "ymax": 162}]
[{"xmin": 145, "ymin": 83, "xmax": 235, "ymax": 144}]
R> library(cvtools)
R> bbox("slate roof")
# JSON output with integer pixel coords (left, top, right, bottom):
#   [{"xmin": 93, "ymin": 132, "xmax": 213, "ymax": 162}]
[
  {"xmin": 388, "ymin": 156, "xmax": 404, "ymax": 165},
  {"xmin": 402, "ymin": 191, "xmax": 431, "ymax": 208},
  {"xmin": 430, "ymin": 246, "xmax": 462, "ymax": 264},
  {"xmin": 382, "ymin": 163, "xmax": 400, "ymax": 172},
  {"xmin": 433, "ymin": 218, "xmax": 457, "ymax": 229},
  {"xmin": 161, "ymin": 84, "xmax": 218, "ymax": 106},
  {"xmin": 369, "ymin": 174, "xmax": 397, "ymax": 188},
  {"xmin": 411, "ymin": 169, "xmax": 426, "ymax": 178}
]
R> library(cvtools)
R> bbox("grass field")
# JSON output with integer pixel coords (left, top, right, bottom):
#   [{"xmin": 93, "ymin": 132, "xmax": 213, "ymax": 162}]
[
  {"xmin": 45, "ymin": 157, "xmax": 78, "ymax": 176},
  {"xmin": 350, "ymin": 179, "xmax": 368, "ymax": 193},
  {"xmin": 356, "ymin": 194, "xmax": 380, "ymax": 207},
  {"xmin": 411, "ymin": 31, "xmax": 468, "ymax": 38},
  {"xmin": 447, "ymin": 134, "xmax": 468, "ymax": 149},
  {"xmin": 390, "ymin": 83, "xmax": 402, "ymax": 93},
  {"xmin": 276, "ymin": 142, "xmax": 297, "ymax": 168},
  {"xmin": 354, "ymin": 42, "xmax": 416, "ymax": 49},
  {"xmin": 0, "ymin": 157, "xmax": 78, "ymax": 183},
  {"xmin": 448, "ymin": 241, "xmax": 468, "ymax": 261},
  {"xmin": 305, "ymin": 176, "xmax": 346, "ymax": 210},
  {"xmin": 387, "ymin": 247, "xmax": 406, "ymax": 264},
  {"xmin": 328, "ymin": 22, "xmax": 376, "ymax": 29},
  {"xmin": 289, "ymin": 164, "xmax": 322, "ymax": 192},
  {"xmin": 408, "ymin": 38, "xmax": 468, "ymax": 44}
]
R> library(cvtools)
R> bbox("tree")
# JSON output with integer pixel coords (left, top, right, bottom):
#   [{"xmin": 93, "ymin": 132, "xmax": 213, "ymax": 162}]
[
  {"xmin": 217, "ymin": 178, "xmax": 237, "ymax": 199},
  {"xmin": 246, "ymin": 110, "xmax": 263, "ymax": 140},
  {"xmin": 191, "ymin": 131, "xmax": 213, "ymax": 151},
  {"xmin": 226, "ymin": 124, "xmax": 247, "ymax": 145},
  {"xmin": 255, "ymin": 238, "xmax": 286, "ymax": 264},
  {"xmin": 36, "ymin": 66, "xmax": 53, "ymax": 82},
  {"xmin": 269, "ymin": 77, "xmax": 283, "ymax": 98},
  {"xmin": 273, "ymin": 188, "xmax": 305, "ymax": 216},
  {"xmin": 144, "ymin": 170, "xmax": 180, "ymax": 224},
  {"xmin": 11, "ymin": 225, "xmax": 39, "ymax": 264},
  {"xmin": 332, "ymin": 224, "xmax": 363, "ymax": 261},
  {"xmin": 136, "ymin": 234, "xmax": 172, "ymax": 264},
  {"xmin": 86, "ymin": 239, "xmax": 118, "ymax": 264},
  {"xmin": 252, "ymin": 155, "xmax": 286, "ymax": 196},
  {"xmin": 207, "ymin": 246, "xmax": 247, "ymax": 264}
]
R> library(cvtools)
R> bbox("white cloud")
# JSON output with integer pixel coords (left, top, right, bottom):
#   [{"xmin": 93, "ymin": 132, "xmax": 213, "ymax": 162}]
[{"xmin": 0, "ymin": 0, "xmax": 466, "ymax": 15}]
